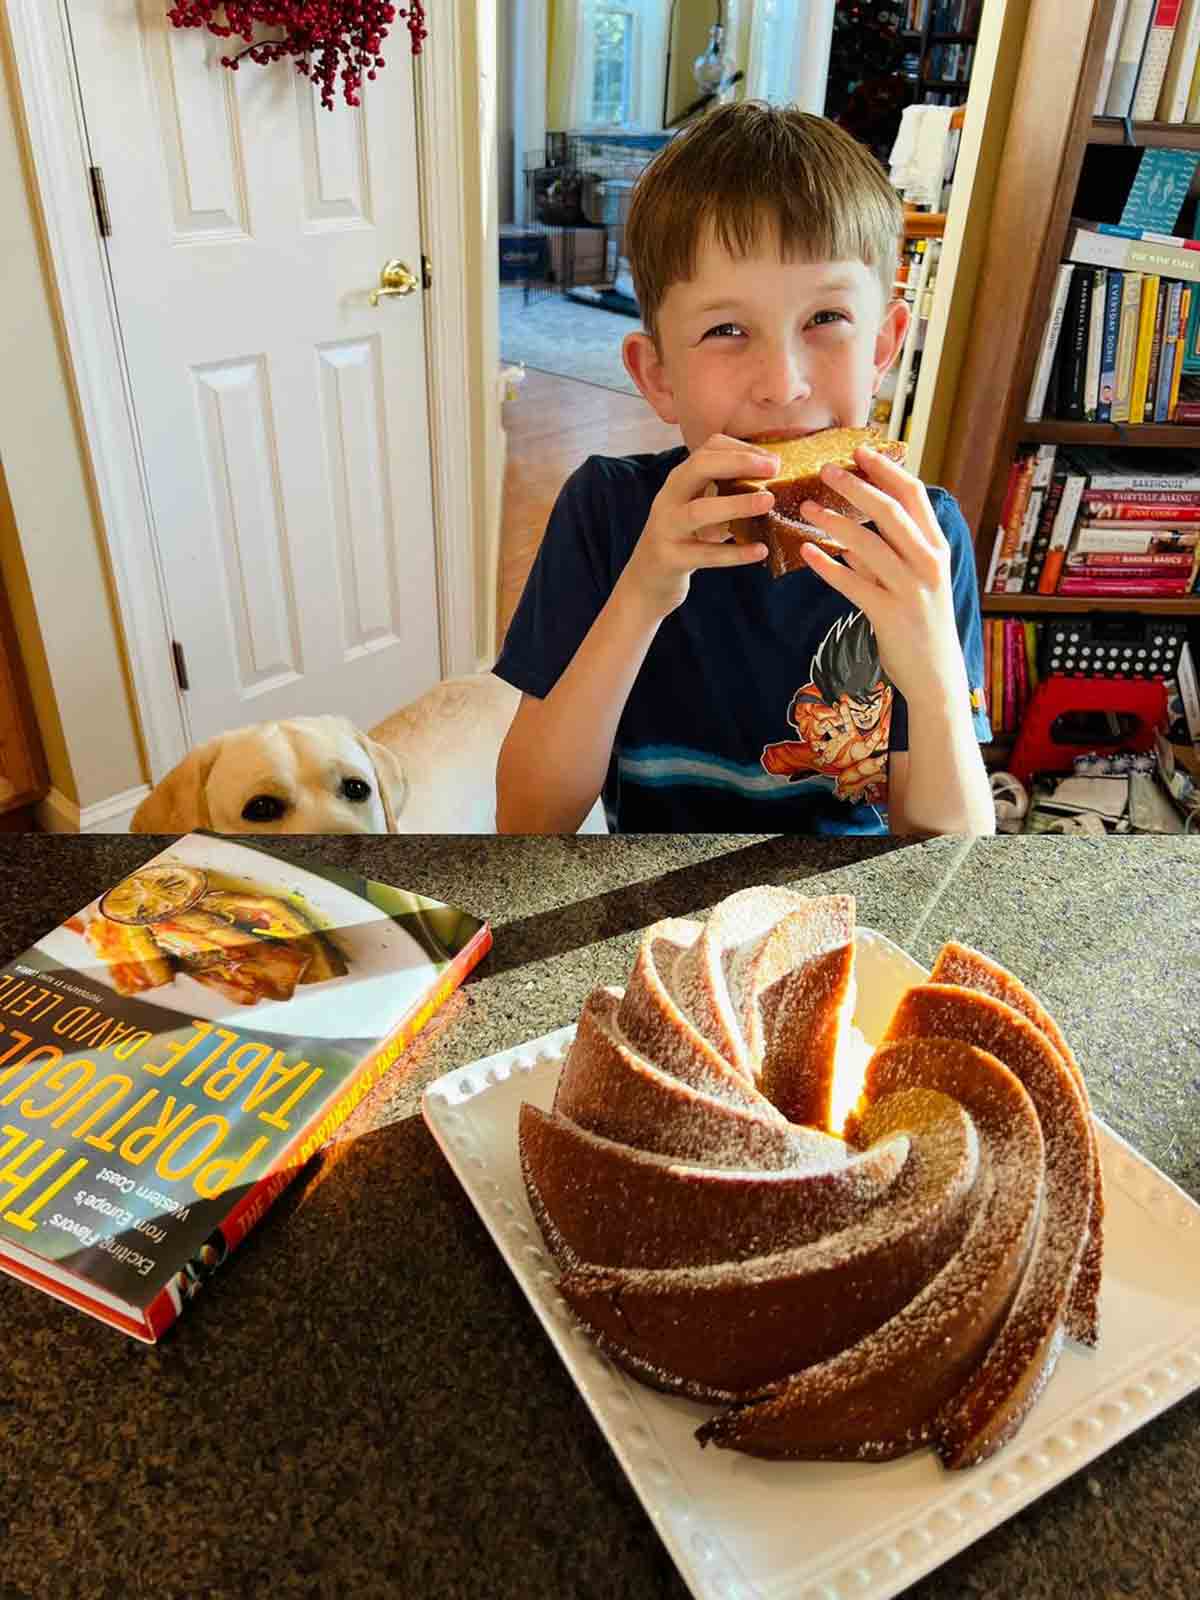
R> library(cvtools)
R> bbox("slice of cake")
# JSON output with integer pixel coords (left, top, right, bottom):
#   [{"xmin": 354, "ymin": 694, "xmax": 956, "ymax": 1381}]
[
  {"xmin": 719, "ymin": 425, "xmax": 908, "ymax": 577},
  {"xmin": 929, "ymin": 941, "xmax": 1104, "ymax": 1347}
]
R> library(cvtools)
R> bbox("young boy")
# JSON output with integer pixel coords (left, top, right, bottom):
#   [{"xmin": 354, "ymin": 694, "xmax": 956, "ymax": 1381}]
[{"xmin": 495, "ymin": 102, "xmax": 994, "ymax": 836}]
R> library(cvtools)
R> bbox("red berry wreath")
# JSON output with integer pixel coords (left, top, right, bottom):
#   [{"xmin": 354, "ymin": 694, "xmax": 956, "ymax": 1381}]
[{"xmin": 166, "ymin": 2, "xmax": 428, "ymax": 110}]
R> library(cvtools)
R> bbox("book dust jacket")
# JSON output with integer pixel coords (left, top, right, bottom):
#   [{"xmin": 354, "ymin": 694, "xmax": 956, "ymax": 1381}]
[{"xmin": 0, "ymin": 834, "xmax": 489, "ymax": 1339}]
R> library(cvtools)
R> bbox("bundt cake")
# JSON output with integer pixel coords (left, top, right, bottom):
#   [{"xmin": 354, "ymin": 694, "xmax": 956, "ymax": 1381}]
[{"xmin": 518, "ymin": 887, "xmax": 1101, "ymax": 1470}]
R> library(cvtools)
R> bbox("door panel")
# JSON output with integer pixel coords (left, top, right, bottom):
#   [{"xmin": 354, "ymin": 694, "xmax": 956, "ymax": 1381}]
[{"xmin": 67, "ymin": 0, "xmax": 441, "ymax": 744}]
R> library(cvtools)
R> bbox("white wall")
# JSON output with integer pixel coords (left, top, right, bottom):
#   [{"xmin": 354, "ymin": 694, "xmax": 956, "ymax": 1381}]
[
  {"xmin": 0, "ymin": 4, "xmax": 145, "ymax": 818},
  {"xmin": 1, "ymin": 1, "xmax": 504, "ymax": 820}
]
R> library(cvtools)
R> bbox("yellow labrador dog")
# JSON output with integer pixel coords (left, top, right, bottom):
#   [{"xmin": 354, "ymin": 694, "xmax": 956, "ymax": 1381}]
[{"xmin": 130, "ymin": 673, "xmax": 525, "ymax": 834}]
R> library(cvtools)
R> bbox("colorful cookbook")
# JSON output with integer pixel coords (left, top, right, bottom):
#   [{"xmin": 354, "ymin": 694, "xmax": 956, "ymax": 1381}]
[{"xmin": 0, "ymin": 833, "xmax": 490, "ymax": 1341}]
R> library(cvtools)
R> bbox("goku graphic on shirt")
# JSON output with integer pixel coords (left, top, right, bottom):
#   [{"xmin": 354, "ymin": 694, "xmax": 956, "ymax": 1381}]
[{"xmin": 761, "ymin": 610, "xmax": 893, "ymax": 805}]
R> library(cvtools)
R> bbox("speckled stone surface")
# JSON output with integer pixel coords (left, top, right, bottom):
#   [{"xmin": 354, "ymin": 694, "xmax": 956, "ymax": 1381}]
[{"xmin": 0, "ymin": 833, "xmax": 1197, "ymax": 1600}]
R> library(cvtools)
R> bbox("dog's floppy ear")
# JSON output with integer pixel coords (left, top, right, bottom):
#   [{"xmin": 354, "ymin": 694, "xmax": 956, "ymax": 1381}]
[
  {"xmin": 130, "ymin": 740, "xmax": 221, "ymax": 834},
  {"xmin": 354, "ymin": 731, "xmax": 407, "ymax": 833}
]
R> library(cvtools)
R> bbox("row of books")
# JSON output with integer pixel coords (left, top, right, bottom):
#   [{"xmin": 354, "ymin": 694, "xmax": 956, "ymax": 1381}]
[
  {"xmin": 903, "ymin": 0, "xmax": 981, "ymax": 33},
  {"xmin": 926, "ymin": 42, "xmax": 975, "ymax": 83},
  {"xmin": 1027, "ymin": 224, "xmax": 1200, "ymax": 425},
  {"xmin": 917, "ymin": 90, "xmax": 970, "ymax": 108},
  {"xmin": 986, "ymin": 443, "xmax": 1200, "ymax": 597},
  {"xmin": 1097, "ymin": 0, "xmax": 1200, "ymax": 123},
  {"xmin": 874, "ymin": 238, "xmax": 940, "ymax": 442},
  {"xmin": 984, "ymin": 617, "xmax": 1200, "ymax": 750},
  {"xmin": 983, "ymin": 617, "xmax": 1040, "ymax": 739}
]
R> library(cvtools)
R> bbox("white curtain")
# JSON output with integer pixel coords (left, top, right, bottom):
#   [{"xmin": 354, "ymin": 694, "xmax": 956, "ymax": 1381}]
[
  {"xmin": 548, "ymin": 0, "xmax": 590, "ymax": 129},
  {"xmin": 514, "ymin": 0, "xmax": 549, "ymax": 221},
  {"xmin": 635, "ymin": 2, "xmax": 670, "ymax": 130},
  {"xmin": 741, "ymin": 0, "xmax": 835, "ymax": 114}
]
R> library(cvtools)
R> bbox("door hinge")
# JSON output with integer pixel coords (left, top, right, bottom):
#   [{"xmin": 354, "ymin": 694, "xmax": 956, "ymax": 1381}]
[
  {"xmin": 89, "ymin": 165, "xmax": 111, "ymax": 238},
  {"xmin": 421, "ymin": 252, "xmax": 433, "ymax": 289},
  {"xmin": 171, "ymin": 640, "xmax": 190, "ymax": 692}
]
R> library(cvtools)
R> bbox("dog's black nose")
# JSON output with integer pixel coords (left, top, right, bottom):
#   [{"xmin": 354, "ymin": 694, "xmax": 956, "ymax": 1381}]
[
  {"xmin": 243, "ymin": 795, "xmax": 287, "ymax": 822},
  {"xmin": 341, "ymin": 777, "xmax": 371, "ymax": 803}
]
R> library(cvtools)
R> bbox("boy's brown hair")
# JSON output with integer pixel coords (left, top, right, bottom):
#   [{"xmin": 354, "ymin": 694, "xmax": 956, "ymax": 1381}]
[{"xmin": 623, "ymin": 101, "xmax": 903, "ymax": 345}]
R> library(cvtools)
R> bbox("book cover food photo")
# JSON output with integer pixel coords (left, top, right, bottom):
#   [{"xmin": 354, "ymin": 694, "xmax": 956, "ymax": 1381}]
[{"xmin": 0, "ymin": 833, "xmax": 490, "ymax": 1342}]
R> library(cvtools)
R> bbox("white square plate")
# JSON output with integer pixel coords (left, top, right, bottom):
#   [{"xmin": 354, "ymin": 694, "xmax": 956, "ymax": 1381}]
[{"xmin": 422, "ymin": 929, "xmax": 1200, "ymax": 1600}]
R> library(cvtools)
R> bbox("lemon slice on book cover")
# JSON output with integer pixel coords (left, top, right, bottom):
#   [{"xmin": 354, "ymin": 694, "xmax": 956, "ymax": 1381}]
[{"xmin": 99, "ymin": 863, "xmax": 208, "ymax": 925}]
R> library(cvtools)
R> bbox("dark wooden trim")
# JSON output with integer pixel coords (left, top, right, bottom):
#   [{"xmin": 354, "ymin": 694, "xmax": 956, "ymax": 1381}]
[
  {"xmin": 982, "ymin": 595, "xmax": 1199, "ymax": 615},
  {"xmin": 1090, "ymin": 118, "xmax": 1200, "ymax": 150},
  {"xmin": 1020, "ymin": 422, "xmax": 1200, "ymax": 445},
  {"xmin": 0, "ymin": 566, "xmax": 49, "ymax": 815}
]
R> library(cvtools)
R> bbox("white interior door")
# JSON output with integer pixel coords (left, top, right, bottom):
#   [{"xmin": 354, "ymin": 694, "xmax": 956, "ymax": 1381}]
[{"xmin": 66, "ymin": 0, "xmax": 442, "ymax": 746}]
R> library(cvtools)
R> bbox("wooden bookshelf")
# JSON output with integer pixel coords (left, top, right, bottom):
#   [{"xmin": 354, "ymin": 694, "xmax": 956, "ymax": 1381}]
[
  {"xmin": 941, "ymin": 0, "xmax": 1200, "ymax": 618},
  {"xmin": 904, "ymin": 209, "xmax": 949, "ymax": 239},
  {"xmin": 1090, "ymin": 118, "xmax": 1200, "ymax": 151},
  {"xmin": 1021, "ymin": 422, "xmax": 1200, "ymax": 446},
  {"xmin": 0, "ymin": 568, "xmax": 47, "ymax": 817},
  {"xmin": 982, "ymin": 595, "xmax": 1200, "ymax": 616},
  {"xmin": 905, "ymin": 7, "xmax": 978, "ymax": 104}
]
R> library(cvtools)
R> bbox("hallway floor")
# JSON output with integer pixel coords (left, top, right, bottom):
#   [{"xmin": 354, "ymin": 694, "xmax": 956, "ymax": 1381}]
[{"xmin": 497, "ymin": 367, "xmax": 678, "ymax": 648}]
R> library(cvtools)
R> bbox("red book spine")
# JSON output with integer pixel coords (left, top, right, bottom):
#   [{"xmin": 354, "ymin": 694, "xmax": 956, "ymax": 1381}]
[
  {"xmin": 139, "ymin": 920, "xmax": 494, "ymax": 1341},
  {"xmin": 995, "ymin": 459, "xmax": 1021, "ymax": 554},
  {"xmin": 1080, "ymin": 499, "xmax": 1200, "ymax": 520},
  {"xmin": 1068, "ymin": 550, "xmax": 1196, "ymax": 567},
  {"xmin": 1055, "ymin": 577, "xmax": 1192, "ymax": 595},
  {"xmin": 1068, "ymin": 569, "xmax": 1196, "ymax": 582},
  {"xmin": 1083, "ymin": 490, "xmax": 1200, "ymax": 501},
  {"xmin": 982, "ymin": 617, "xmax": 994, "ymax": 726},
  {"xmin": 1003, "ymin": 619, "xmax": 1017, "ymax": 733},
  {"xmin": 993, "ymin": 455, "xmax": 1035, "ymax": 592}
]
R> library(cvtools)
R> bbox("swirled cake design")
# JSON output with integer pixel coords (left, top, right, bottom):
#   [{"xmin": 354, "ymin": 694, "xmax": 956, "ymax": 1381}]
[{"xmin": 518, "ymin": 887, "xmax": 1103, "ymax": 1469}]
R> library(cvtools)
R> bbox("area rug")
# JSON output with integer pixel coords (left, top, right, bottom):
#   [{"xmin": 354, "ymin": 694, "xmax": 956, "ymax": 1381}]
[{"xmin": 499, "ymin": 284, "xmax": 639, "ymax": 395}]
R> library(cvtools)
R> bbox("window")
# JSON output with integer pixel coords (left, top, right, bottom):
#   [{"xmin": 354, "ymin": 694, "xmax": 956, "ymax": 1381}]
[
  {"xmin": 580, "ymin": 0, "xmax": 666, "ymax": 130},
  {"xmin": 591, "ymin": 6, "xmax": 637, "ymax": 125}
]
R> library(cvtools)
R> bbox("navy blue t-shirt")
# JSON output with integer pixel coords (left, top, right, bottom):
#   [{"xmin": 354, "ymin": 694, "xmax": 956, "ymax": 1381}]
[{"xmin": 495, "ymin": 445, "xmax": 991, "ymax": 833}]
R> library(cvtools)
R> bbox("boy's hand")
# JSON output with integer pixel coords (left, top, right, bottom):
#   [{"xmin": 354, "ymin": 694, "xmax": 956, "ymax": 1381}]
[
  {"xmin": 616, "ymin": 434, "xmax": 777, "ymax": 621},
  {"xmin": 796, "ymin": 445, "xmax": 968, "ymax": 709}
]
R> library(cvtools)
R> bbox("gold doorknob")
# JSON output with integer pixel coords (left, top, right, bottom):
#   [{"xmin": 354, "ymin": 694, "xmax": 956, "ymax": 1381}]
[{"xmin": 369, "ymin": 259, "xmax": 419, "ymax": 304}]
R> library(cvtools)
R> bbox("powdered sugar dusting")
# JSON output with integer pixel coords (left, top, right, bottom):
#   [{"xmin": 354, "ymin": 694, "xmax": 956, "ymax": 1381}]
[
  {"xmin": 882, "ymin": 985, "xmax": 1094, "ymax": 1466},
  {"xmin": 930, "ymin": 941, "xmax": 1104, "ymax": 1348},
  {"xmin": 519, "ymin": 889, "xmax": 1104, "ymax": 1470}
]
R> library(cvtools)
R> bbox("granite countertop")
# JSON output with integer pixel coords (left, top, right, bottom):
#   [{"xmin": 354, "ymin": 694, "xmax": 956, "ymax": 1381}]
[{"xmin": 0, "ymin": 833, "xmax": 1197, "ymax": 1600}]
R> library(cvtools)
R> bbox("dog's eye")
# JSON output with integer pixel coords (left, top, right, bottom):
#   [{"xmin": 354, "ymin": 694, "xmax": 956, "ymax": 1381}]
[
  {"xmin": 242, "ymin": 795, "xmax": 287, "ymax": 822},
  {"xmin": 341, "ymin": 777, "xmax": 371, "ymax": 803}
]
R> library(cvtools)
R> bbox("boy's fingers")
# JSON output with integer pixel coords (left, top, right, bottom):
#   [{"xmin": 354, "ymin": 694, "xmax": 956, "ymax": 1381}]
[
  {"xmin": 826, "ymin": 459, "xmax": 935, "ymax": 555},
  {"xmin": 801, "ymin": 502, "xmax": 903, "ymax": 589},
  {"xmin": 688, "ymin": 489, "xmax": 773, "ymax": 530},
  {"xmin": 797, "ymin": 540, "xmax": 875, "ymax": 607},
  {"xmin": 854, "ymin": 445, "xmax": 934, "ymax": 516},
  {"xmin": 819, "ymin": 463, "xmax": 901, "ymax": 528},
  {"xmin": 683, "ymin": 447, "xmax": 782, "ymax": 491},
  {"xmin": 691, "ymin": 540, "xmax": 769, "ymax": 568},
  {"xmin": 702, "ymin": 431, "xmax": 782, "ymax": 465}
]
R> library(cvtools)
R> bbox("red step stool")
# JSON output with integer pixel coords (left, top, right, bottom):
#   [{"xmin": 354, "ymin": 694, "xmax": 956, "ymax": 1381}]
[{"xmin": 1006, "ymin": 675, "xmax": 1167, "ymax": 788}]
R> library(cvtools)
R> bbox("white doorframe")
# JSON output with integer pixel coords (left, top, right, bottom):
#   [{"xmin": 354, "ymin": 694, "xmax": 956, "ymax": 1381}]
[
  {"xmin": 5, "ymin": 0, "xmax": 480, "ymax": 788},
  {"xmin": 513, "ymin": 0, "xmax": 548, "ymax": 227}
]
